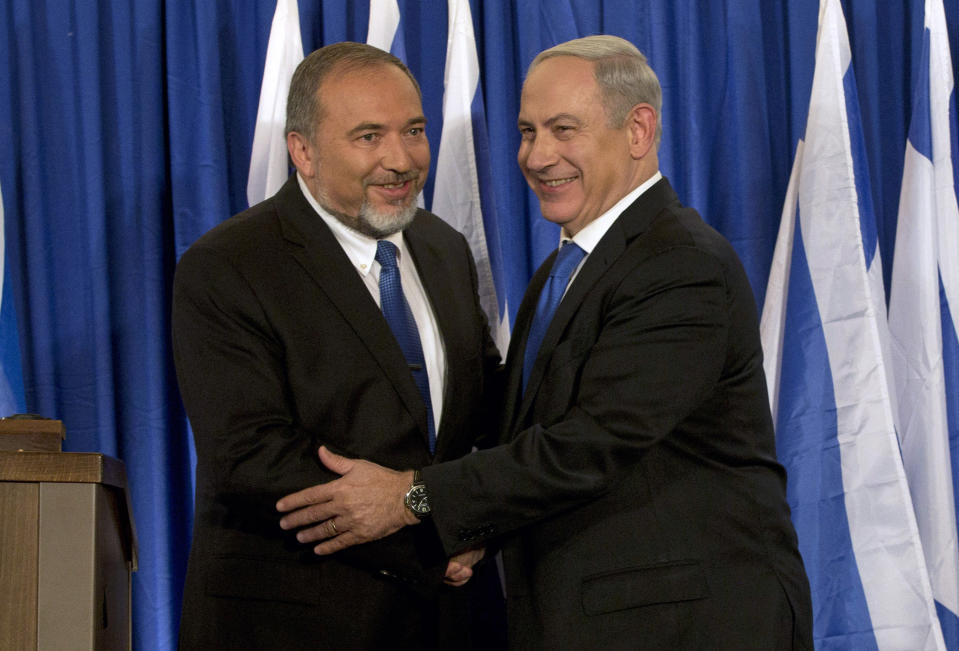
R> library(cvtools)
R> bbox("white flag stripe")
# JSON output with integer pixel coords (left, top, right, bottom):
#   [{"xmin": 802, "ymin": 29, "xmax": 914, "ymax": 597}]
[
  {"xmin": 871, "ymin": 246, "xmax": 903, "ymax": 436},
  {"xmin": 432, "ymin": 0, "xmax": 506, "ymax": 353},
  {"xmin": 366, "ymin": 0, "xmax": 401, "ymax": 53},
  {"xmin": 246, "ymin": 0, "xmax": 304, "ymax": 207},
  {"xmin": 760, "ymin": 141, "xmax": 801, "ymax": 420},
  {"xmin": 889, "ymin": 0, "xmax": 959, "ymax": 625}
]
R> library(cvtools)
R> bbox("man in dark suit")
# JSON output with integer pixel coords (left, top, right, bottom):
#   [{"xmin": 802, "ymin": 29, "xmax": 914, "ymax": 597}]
[
  {"xmin": 277, "ymin": 35, "xmax": 813, "ymax": 649},
  {"xmin": 172, "ymin": 42, "xmax": 503, "ymax": 650}
]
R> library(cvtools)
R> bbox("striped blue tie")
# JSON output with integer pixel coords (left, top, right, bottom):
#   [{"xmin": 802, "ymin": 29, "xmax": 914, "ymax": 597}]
[
  {"xmin": 375, "ymin": 241, "xmax": 436, "ymax": 453},
  {"xmin": 523, "ymin": 241, "xmax": 586, "ymax": 390}
]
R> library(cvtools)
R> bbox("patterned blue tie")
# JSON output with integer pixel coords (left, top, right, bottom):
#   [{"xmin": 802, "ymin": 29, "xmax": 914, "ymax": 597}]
[
  {"xmin": 375, "ymin": 241, "xmax": 436, "ymax": 453},
  {"xmin": 523, "ymin": 241, "xmax": 586, "ymax": 390}
]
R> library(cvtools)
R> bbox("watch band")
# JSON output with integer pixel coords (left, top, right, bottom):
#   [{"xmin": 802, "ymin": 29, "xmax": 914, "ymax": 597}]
[{"xmin": 404, "ymin": 469, "xmax": 431, "ymax": 519}]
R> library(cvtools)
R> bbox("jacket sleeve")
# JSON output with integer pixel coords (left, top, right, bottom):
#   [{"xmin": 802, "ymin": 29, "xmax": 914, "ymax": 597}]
[
  {"xmin": 423, "ymin": 245, "xmax": 731, "ymax": 555},
  {"xmin": 172, "ymin": 242, "xmax": 447, "ymax": 589}
]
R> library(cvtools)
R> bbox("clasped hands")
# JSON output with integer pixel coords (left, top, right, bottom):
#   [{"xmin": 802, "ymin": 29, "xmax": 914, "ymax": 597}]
[{"xmin": 276, "ymin": 446, "xmax": 483, "ymax": 587}]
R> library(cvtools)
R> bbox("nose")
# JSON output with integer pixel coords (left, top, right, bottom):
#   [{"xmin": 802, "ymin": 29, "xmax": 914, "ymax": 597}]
[
  {"xmin": 380, "ymin": 133, "xmax": 414, "ymax": 173},
  {"xmin": 519, "ymin": 133, "xmax": 557, "ymax": 172}
]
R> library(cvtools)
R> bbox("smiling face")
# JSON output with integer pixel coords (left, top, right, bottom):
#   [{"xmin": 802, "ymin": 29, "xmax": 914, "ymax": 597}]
[
  {"xmin": 517, "ymin": 56, "xmax": 655, "ymax": 236},
  {"xmin": 289, "ymin": 62, "xmax": 429, "ymax": 238}
]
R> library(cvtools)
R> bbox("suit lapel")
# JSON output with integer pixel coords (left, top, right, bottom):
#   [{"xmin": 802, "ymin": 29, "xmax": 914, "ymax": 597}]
[
  {"xmin": 403, "ymin": 222, "xmax": 463, "ymax": 455},
  {"xmin": 512, "ymin": 230, "xmax": 626, "ymax": 429},
  {"xmin": 509, "ymin": 177, "xmax": 680, "ymax": 433},
  {"xmin": 500, "ymin": 255, "xmax": 550, "ymax": 437},
  {"xmin": 274, "ymin": 178, "xmax": 432, "ymax": 446}
]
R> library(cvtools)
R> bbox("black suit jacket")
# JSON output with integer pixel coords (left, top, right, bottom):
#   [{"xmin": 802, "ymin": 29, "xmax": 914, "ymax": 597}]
[
  {"xmin": 173, "ymin": 177, "xmax": 502, "ymax": 650},
  {"xmin": 424, "ymin": 178, "xmax": 813, "ymax": 650}
]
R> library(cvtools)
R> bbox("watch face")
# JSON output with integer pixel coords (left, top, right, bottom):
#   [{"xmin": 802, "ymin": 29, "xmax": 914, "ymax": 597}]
[{"xmin": 407, "ymin": 484, "xmax": 430, "ymax": 516}]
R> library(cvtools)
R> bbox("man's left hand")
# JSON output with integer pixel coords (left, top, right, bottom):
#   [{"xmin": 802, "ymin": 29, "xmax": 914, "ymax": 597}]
[
  {"xmin": 276, "ymin": 446, "xmax": 419, "ymax": 554},
  {"xmin": 444, "ymin": 548, "xmax": 485, "ymax": 587}
]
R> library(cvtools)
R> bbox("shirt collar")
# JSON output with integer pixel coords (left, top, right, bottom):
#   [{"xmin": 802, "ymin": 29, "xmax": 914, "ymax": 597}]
[
  {"xmin": 561, "ymin": 171, "xmax": 663, "ymax": 253},
  {"xmin": 297, "ymin": 173, "xmax": 405, "ymax": 275}
]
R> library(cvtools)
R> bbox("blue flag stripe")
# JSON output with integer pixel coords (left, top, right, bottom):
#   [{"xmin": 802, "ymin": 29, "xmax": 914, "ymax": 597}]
[
  {"xmin": 390, "ymin": 16, "xmax": 407, "ymax": 61},
  {"xmin": 843, "ymin": 68, "xmax": 879, "ymax": 267},
  {"xmin": 471, "ymin": 85, "xmax": 507, "ymax": 314},
  {"xmin": 952, "ymin": 68, "xmax": 959, "ymax": 202},
  {"xmin": 775, "ymin": 207, "xmax": 878, "ymax": 649},
  {"xmin": 910, "ymin": 29, "xmax": 934, "ymax": 161}
]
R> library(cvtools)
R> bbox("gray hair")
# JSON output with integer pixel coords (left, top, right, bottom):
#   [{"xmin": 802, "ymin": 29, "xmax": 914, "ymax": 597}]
[
  {"xmin": 285, "ymin": 41, "xmax": 421, "ymax": 142},
  {"xmin": 530, "ymin": 35, "xmax": 662, "ymax": 145}
]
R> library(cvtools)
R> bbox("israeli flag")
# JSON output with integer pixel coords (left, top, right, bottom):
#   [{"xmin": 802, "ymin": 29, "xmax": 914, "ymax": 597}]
[
  {"xmin": 760, "ymin": 0, "xmax": 945, "ymax": 648},
  {"xmin": 432, "ymin": 0, "xmax": 509, "ymax": 353},
  {"xmin": 368, "ymin": 0, "xmax": 428, "ymax": 214},
  {"xmin": 367, "ymin": 0, "xmax": 405, "ymax": 62},
  {"xmin": 0, "ymin": 180, "xmax": 24, "ymax": 416},
  {"xmin": 888, "ymin": 0, "xmax": 959, "ymax": 647},
  {"xmin": 246, "ymin": 0, "xmax": 304, "ymax": 207}
]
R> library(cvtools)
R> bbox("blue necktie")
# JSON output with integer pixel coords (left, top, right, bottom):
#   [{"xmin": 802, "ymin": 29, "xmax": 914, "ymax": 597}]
[
  {"xmin": 523, "ymin": 241, "xmax": 586, "ymax": 390},
  {"xmin": 375, "ymin": 241, "xmax": 436, "ymax": 453}
]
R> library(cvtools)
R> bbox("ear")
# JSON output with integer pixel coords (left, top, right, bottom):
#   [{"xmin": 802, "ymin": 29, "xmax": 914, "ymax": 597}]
[
  {"xmin": 626, "ymin": 103, "xmax": 657, "ymax": 160},
  {"xmin": 287, "ymin": 131, "xmax": 316, "ymax": 178}
]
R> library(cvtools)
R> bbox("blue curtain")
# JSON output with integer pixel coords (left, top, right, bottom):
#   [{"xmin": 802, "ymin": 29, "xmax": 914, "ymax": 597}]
[{"xmin": 0, "ymin": 1, "xmax": 949, "ymax": 648}]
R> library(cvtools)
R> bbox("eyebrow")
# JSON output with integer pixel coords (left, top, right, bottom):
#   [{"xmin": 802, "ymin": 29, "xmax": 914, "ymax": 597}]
[
  {"xmin": 347, "ymin": 116, "xmax": 427, "ymax": 136},
  {"xmin": 517, "ymin": 113, "xmax": 582, "ymax": 129}
]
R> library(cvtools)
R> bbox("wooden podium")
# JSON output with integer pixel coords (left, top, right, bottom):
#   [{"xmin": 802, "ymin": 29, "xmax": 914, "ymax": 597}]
[{"xmin": 0, "ymin": 420, "xmax": 138, "ymax": 650}]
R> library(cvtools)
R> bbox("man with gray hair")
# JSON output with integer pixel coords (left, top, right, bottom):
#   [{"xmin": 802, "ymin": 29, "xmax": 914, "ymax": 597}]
[
  {"xmin": 173, "ymin": 41, "xmax": 504, "ymax": 649},
  {"xmin": 278, "ymin": 35, "xmax": 813, "ymax": 649}
]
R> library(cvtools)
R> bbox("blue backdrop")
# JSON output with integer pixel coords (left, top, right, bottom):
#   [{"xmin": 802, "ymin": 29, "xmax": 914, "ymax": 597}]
[{"xmin": 0, "ymin": 1, "xmax": 952, "ymax": 649}]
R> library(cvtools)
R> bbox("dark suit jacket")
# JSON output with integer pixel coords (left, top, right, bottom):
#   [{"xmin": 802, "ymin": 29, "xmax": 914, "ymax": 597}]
[
  {"xmin": 423, "ymin": 178, "xmax": 813, "ymax": 650},
  {"xmin": 172, "ymin": 177, "xmax": 503, "ymax": 650}
]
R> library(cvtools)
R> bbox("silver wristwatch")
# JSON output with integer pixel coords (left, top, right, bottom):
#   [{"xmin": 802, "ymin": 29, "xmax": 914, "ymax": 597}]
[{"xmin": 404, "ymin": 469, "xmax": 431, "ymax": 519}]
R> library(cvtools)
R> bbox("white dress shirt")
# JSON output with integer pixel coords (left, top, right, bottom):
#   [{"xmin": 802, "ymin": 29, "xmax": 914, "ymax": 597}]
[
  {"xmin": 560, "ymin": 171, "xmax": 663, "ymax": 294},
  {"xmin": 297, "ymin": 174, "xmax": 447, "ymax": 436}
]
